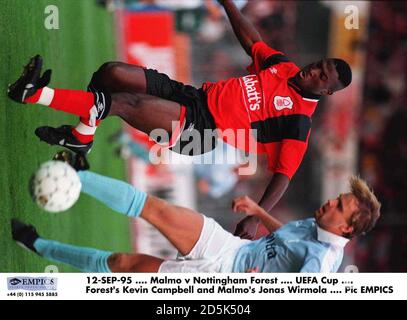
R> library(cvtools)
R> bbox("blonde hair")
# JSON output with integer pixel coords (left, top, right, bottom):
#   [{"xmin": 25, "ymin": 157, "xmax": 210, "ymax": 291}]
[{"xmin": 346, "ymin": 176, "xmax": 381, "ymax": 238}]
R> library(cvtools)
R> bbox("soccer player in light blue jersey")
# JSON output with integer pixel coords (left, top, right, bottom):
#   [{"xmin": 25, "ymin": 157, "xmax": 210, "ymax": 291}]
[{"xmin": 12, "ymin": 168, "xmax": 380, "ymax": 273}]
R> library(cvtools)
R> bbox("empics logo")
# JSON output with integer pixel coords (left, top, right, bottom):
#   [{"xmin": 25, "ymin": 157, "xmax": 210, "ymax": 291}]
[
  {"xmin": 240, "ymin": 75, "xmax": 263, "ymax": 112},
  {"xmin": 7, "ymin": 277, "xmax": 57, "ymax": 291},
  {"xmin": 8, "ymin": 278, "xmax": 22, "ymax": 286},
  {"xmin": 273, "ymin": 96, "xmax": 293, "ymax": 111}
]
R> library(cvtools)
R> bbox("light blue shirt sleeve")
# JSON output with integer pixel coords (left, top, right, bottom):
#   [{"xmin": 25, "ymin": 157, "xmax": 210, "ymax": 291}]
[
  {"xmin": 232, "ymin": 219, "xmax": 345, "ymax": 273},
  {"xmin": 299, "ymin": 257, "xmax": 322, "ymax": 273}
]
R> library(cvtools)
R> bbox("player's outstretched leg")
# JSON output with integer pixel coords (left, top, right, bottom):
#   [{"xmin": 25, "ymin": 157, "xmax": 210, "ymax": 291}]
[
  {"xmin": 63, "ymin": 62, "xmax": 148, "ymax": 150},
  {"xmin": 78, "ymin": 170, "xmax": 148, "ymax": 217},
  {"xmin": 11, "ymin": 219, "xmax": 163, "ymax": 272},
  {"xmin": 8, "ymin": 55, "xmax": 111, "ymax": 154},
  {"xmin": 78, "ymin": 170, "xmax": 203, "ymax": 256},
  {"xmin": 83, "ymin": 62, "xmax": 185, "ymax": 141},
  {"xmin": 9, "ymin": 57, "xmax": 182, "ymax": 155}
]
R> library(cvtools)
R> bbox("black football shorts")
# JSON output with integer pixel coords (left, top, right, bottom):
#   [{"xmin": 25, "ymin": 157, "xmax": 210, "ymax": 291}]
[{"xmin": 144, "ymin": 68, "xmax": 218, "ymax": 156}]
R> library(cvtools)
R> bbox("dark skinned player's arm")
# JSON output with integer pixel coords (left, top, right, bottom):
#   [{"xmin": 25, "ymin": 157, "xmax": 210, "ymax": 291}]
[
  {"xmin": 259, "ymin": 173, "xmax": 290, "ymax": 214},
  {"xmin": 219, "ymin": 0, "xmax": 290, "ymax": 212},
  {"xmin": 218, "ymin": 1, "xmax": 291, "ymax": 237},
  {"xmin": 218, "ymin": 0, "xmax": 290, "ymax": 211},
  {"xmin": 218, "ymin": 0, "xmax": 262, "ymax": 56},
  {"xmin": 234, "ymin": 174, "xmax": 290, "ymax": 239},
  {"xmin": 232, "ymin": 195, "xmax": 284, "ymax": 233}
]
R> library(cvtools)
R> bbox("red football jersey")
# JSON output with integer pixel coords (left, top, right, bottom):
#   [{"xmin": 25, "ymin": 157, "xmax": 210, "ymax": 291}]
[{"xmin": 202, "ymin": 41, "xmax": 319, "ymax": 179}]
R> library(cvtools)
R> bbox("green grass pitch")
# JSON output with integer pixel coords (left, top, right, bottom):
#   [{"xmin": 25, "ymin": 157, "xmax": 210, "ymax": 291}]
[{"xmin": 0, "ymin": 0, "xmax": 131, "ymax": 272}]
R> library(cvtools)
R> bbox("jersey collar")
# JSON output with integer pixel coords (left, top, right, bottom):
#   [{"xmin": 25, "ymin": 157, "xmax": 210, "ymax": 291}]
[
  {"xmin": 288, "ymin": 77, "xmax": 321, "ymax": 102},
  {"xmin": 316, "ymin": 225, "xmax": 349, "ymax": 247}
]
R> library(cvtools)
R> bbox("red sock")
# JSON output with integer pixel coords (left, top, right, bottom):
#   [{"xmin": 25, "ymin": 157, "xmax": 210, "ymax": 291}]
[
  {"xmin": 71, "ymin": 118, "xmax": 101, "ymax": 143},
  {"xmin": 24, "ymin": 87, "xmax": 95, "ymax": 119},
  {"xmin": 49, "ymin": 89, "xmax": 95, "ymax": 118}
]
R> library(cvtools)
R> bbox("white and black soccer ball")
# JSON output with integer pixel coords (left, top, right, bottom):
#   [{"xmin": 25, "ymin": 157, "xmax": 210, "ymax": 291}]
[{"xmin": 30, "ymin": 160, "xmax": 82, "ymax": 213}]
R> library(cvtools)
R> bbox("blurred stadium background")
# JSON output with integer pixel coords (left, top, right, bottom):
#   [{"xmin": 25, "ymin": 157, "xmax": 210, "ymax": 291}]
[{"xmin": 1, "ymin": 0, "xmax": 406, "ymax": 272}]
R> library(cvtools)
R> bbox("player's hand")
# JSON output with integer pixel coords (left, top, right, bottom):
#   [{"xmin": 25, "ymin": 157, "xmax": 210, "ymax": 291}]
[
  {"xmin": 233, "ymin": 216, "xmax": 259, "ymax": 240},
  {"xmin": 245, "ymin": 267, "xmax": 259, "ymax": 273},
  {"xmin": 232, "ymin": 195, "xmax": 260, "ymax": 216}
]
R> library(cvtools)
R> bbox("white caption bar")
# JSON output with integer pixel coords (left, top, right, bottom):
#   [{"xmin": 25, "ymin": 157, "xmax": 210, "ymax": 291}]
[{"xmin": 0, "ymin": 273, "xmax": 406, "ymax": 300}]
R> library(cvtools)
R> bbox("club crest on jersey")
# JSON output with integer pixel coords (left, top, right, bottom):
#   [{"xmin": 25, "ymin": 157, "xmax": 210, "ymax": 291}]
[{"xmin": 273, "ymin": 96, "xmax": 293, "ymax": 111}]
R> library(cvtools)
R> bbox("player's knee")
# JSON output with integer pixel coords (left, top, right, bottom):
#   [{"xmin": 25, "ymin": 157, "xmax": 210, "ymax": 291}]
[
  {"xmin": 108, "ymin": 253, "xmax": 136, "ymax": 272},
  {"xmin": 88, "ymin": 62, "xmax": 119, "ymax": 92},
  {"xmin": 96, "ymin": 62, "xmax": 122, "ymax": 82}
]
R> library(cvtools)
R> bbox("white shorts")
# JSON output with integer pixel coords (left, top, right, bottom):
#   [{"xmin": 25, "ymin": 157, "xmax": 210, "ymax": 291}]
[{"xmin": 158, "ymin": 215, "xmax": 250, "ymax": 273}]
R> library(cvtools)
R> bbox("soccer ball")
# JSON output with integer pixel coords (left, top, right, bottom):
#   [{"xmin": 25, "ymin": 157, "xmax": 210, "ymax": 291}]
[{"xmin": 30, "ymin": 160, "xmax": 82, "ymax": 212}]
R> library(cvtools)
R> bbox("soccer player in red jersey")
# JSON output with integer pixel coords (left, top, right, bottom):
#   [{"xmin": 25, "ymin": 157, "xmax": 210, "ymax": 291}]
[{"xmin": 8, "ymin": 0, "xmax": 352, "ymax": 238}]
